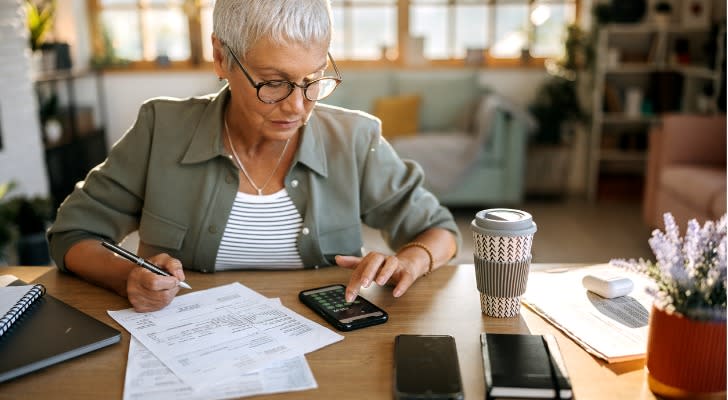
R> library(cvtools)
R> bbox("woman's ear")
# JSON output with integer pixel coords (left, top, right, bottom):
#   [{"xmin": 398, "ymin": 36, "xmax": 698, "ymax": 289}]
[{"xmin": 211, "ymin": 34, "xmax": 226, "ymax": 79}]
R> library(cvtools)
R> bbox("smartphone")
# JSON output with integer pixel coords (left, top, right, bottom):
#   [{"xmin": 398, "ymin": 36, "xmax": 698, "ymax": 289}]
[
  {"xmin": 394, "ymin": 334, "xmax": 464, "ymax": 400},
  {"xmin": 298, "ymin": 284, "xmax": 388, "ymax": 331}
]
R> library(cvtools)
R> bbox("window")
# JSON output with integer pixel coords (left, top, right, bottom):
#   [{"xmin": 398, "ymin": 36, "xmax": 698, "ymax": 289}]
[
  {"xmin": 407, "ymin": 0, "xmax": 577, "ymax": 60},
  {"xmin": 89, "ymin": 0, "xmax": 578, "ymax": 68},
  {"xmin": 91, "ymin": 0, "xmax": 194, "ymax": 64}
]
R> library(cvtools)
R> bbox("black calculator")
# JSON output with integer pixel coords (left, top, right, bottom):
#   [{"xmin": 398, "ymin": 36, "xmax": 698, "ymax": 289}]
[{"xmin": 299, "ymin": 284, "xmax": 388, "ymax": 331}]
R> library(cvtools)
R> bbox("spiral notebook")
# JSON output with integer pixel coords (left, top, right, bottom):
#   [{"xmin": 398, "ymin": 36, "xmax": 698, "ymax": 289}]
[
  {"xmin": 0, "ymin": 283, "xmax": 47, "ymax": 336},
  {"xmin": 0, "ymin": 275, "xmax": 121, "ymax": 383}
]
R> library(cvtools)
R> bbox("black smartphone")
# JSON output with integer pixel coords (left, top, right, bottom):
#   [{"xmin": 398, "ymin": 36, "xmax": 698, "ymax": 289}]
[
  {"xmin": 298, "ymin": 284, "xmax": 388, "ymax": 331},
  {"xmin": 394, "ymin": 334, "xmax": 464, "ymax": 400}
]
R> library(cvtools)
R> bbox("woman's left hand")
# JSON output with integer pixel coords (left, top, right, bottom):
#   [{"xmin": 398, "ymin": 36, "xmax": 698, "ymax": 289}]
[{"xmin": 335, "ymin": 253, "xmax": 427, "ymax": 302}]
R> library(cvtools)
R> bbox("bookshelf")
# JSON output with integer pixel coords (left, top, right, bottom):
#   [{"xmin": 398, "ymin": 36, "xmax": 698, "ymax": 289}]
[
  {"xmin": 586, "ymin": 22, "xmax": 725, "ymax": 201},
  {"xmin": 33, "ymin": 69, "xmax": 109, "ymax": 210}
]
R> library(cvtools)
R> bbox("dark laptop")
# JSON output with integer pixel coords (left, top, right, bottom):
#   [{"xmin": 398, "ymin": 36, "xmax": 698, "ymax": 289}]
[{"xmin": 0, "ymin": 279, "xmax": 122, "ymax": 383}]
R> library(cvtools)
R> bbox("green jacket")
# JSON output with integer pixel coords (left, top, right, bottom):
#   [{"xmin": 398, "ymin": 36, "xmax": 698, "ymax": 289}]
[{"xmin": 48, "ymin": 86, "xmax": 461, "ymax": 272}]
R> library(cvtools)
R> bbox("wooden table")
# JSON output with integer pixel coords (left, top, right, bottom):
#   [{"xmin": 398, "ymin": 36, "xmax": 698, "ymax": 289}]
[{"xmin": 0, "ymin": 264, "xmax": 657, "ymax": 399}]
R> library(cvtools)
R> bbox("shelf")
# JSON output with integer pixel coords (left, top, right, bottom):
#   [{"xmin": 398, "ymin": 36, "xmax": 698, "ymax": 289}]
[
  {"xmin": 586, "ymin": 22, "xmax": 725, "ymax": 202},
  {"xmin": 32, "ymin": 68, "xmax": 100, "ymax": 83},
  {"xmin": 34, "ymin": 69, "xmax": 108, "ymax": 208},
  {"xmin": 676, "ymin": 65, "xmax": 719, "ymax": 79},
  {"xmin": 600, "ymin": 114, "xmax": 658, "ymax": 124},
  {"xmin": 605, "ymin": 24, "xmax": 712, "ymax": 35},
  {"xmin": 605, "ymin": 64, "xmax": 717, "ymax": 77},
  {"xmin": 599, "ymin": 149, "xmax": 648, "ymax": 163}
]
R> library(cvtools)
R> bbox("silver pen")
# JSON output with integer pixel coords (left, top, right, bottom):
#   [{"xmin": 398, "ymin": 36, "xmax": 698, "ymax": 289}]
[{"xmin": 101, "ymin": 240, "xmax": 192, "ymax": 289}]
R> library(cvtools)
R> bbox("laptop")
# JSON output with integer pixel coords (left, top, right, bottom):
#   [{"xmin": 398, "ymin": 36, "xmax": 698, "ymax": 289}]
[{"xmin": 0, "ymin": 278, "xmax": 122, "ymax": 383}]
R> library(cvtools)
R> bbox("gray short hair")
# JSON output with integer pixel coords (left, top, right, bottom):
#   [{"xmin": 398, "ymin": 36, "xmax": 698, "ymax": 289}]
[{"xmin": 213, "ymin": 0, "xmax": 333, "ymax": 70}]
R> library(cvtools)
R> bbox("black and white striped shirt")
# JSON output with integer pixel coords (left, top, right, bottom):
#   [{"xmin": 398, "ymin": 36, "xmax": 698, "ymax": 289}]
[{"xmin": 215, "ymin": 189, "xmax": 304, "ymax": 269}]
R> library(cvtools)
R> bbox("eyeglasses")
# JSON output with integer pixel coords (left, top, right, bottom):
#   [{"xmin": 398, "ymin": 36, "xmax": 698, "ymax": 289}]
[{"xmin": 224, "ymin": 43, "xmax": 342, "ymax": 104}]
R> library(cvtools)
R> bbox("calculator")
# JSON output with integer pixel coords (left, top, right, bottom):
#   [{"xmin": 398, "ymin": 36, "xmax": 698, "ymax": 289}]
[{"xmin": 299, "ymin": 284, "xmax": 388, "ymax": 331}]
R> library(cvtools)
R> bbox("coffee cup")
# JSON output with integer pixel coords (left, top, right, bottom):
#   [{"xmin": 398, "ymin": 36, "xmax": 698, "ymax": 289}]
[{"xmin": 471, "ymin": 208, "xmax": 537, "ymax": 317}]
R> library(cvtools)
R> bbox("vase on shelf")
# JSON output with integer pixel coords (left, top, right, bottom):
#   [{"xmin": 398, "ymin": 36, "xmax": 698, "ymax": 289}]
[{"xmin": 645, "ymin": 305, "xmax": 726, "ymax": 399}]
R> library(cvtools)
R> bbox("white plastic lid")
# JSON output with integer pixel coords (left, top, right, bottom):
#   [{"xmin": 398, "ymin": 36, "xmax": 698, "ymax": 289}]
[{"xmin": 471, "ymin": 208, "xmax": 537, "ymax": 236}]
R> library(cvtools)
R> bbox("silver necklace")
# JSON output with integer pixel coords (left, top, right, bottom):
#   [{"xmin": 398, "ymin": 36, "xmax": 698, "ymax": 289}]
[{"xmin": 224, "ymin": 118, "xmax": 291, "ymax": 196}]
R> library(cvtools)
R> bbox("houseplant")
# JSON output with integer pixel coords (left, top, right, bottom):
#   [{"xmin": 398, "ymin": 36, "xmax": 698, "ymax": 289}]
[
  {"xmin": 25, "ymin": 0, "xmax": 56, "ymax": 74},
  {"xmin": 25, "ymin": 0, "xmax": 55, "ymax": 52},
  {"xmin": 525, "ymin": 24, "xmax": 589, "ymax": 196},
  {"xmin": 0, "ymin": 182, "xmax": 53, "ymax": 265},
  {"xmin": 611, "ymin": 213, "xmax": 726, "ymax": 398},
  {"xmin": 0, "ymin": 182, "xmax": 17, "ymax": 264},
  {"xmin": 8, "ymin": 195, "xmax": 53, "ymax": 265}
]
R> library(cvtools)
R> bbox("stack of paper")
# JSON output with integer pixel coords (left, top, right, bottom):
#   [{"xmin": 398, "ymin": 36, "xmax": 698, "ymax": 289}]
[
  {"xmin": 522, "ymin": 264, "xmax": 655, "ymax": 363},
  {"xmin": 108, "ymin": 282, "xmax": 344, "ymax": 399}
]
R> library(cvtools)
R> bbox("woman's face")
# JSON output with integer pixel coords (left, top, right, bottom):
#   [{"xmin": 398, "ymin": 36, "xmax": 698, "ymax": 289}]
[{"xmin": 222, "ymin": 38, "xmax": 329, "ymax": 141}]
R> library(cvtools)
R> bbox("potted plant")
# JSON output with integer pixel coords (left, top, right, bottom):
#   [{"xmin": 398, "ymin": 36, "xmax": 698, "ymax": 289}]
[
  {"xmin": 25, "ymin": 0, "xmax": 56, "ymax": 73},
  {"xmin": 611, "ymin": 213, "xmax": 726, "ymax": 398},
  {"xmin": 5, "ymin": 195, "xmax": 53, "ymax": 266},
  {"xmin": 0, "ymin": 181, "xmax": 53, "ymax": 266},
  {"xmin": 526, "ymin": 25, "xmax": 589, "ymax": 196},
  {"xmin": 0, "ymin": 182, "xmax": 17, "ymax": 264}
]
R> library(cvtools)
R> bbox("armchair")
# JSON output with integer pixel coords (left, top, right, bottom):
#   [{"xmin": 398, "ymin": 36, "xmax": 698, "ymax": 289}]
[{"xmin": 643, "ymin": 114, "xmax": 727, "ymax": 229}]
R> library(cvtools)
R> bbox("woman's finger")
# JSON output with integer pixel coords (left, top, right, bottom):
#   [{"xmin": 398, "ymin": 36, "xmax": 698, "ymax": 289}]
[{"xmin": 335, "ymin": 255, "xmax": 362, "ymax": 269}]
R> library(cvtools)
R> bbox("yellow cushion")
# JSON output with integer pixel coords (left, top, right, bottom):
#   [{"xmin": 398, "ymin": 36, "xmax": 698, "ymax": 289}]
[{"xmin": 372, "ymin": 94, "xmax": 421, "ymax": 139}]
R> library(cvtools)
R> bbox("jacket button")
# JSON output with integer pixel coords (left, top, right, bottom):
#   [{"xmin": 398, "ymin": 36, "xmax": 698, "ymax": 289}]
[
  {"xmin": 291, "ymin": 179, "xmax": 299, "ymax": 188},
  {"xmin": 209, "ymin": 225, "xmax": 218, "ymax": 233},
  {"xmin": 314, "ymin": 265, "xmax": 319, "ymax": 269},
  {"xmin": 302, "ymin": 227, "xmax": 310, "ymax": 235}
]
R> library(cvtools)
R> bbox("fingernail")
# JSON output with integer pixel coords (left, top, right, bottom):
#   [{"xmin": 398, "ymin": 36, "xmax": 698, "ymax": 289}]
[
  {"xmin": 393, "ymin": 289, "xmax": 402, "ymax": 297},
  {"xmin": 362, "ymin": 278, "xmax": 370, "ymax": 288}
]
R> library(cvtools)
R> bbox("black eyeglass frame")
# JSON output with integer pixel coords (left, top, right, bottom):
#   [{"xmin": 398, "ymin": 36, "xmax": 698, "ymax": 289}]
[{"xmin": 223, "ymin": 42, "xmax": 343, "ymax": 104}]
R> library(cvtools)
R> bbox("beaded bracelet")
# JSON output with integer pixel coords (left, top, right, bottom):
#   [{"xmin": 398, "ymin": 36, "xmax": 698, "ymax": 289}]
[{"xmin": 398, "ymin": 242, "xmax": 434, "ymax": 276}]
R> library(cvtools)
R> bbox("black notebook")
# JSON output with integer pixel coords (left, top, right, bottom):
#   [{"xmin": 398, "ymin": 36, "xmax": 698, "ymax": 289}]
[
  {"xmin": 0, "ymin": 276, "xmax": 121, "ymax": 383},
  {"xmin": 480, "ymin": 333, "xmax": 573, "ymax": 400}
]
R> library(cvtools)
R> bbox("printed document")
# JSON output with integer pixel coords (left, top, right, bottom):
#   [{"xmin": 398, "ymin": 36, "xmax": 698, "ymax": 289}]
[
  {"xmin": 124, "ymin": 337, "xmax": 317, "ymax": 400},
  {"xmin": 109, "ymin": 282, "xmax": 343, "ymax": 389},
  {"xmin": 522, "ymin": 264, "xmax": 655, "ymax": 363}
]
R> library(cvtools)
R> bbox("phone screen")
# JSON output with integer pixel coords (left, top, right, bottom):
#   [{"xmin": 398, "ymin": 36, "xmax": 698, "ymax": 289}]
[
  {"xmin": 299, "ymin": 284, "xmax": 388, "ymax": 331},
  {"xmin": 394, "ymin": 335, "xmax": 464, "ymax": 400}
]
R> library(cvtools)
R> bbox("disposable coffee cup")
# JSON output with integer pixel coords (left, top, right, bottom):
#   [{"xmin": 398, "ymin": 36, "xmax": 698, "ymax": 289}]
[{"xmin": 471, "ymin": 208, "xmax": 537, "ymax": 317}]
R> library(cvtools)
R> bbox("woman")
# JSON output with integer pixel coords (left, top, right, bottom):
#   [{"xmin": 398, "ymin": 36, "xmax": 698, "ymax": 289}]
[{"xmin": 47, "ymin": 0, "xmax": 460, "ymax": 312}]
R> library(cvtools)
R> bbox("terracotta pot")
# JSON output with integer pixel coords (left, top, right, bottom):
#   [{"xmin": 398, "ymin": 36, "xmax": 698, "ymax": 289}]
[{"xmin": 646, "ymin": 305, "xmax": 727, "ymax": 399}]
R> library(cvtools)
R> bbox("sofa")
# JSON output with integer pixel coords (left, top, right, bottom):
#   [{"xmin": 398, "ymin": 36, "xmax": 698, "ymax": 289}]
[
  {"xmin": 643, "ymin": 114, "xmax": 727, "ymax": 229},
  {"xmin": 322, "ymin": 69, "xmax": 535, "ymax": 207}
]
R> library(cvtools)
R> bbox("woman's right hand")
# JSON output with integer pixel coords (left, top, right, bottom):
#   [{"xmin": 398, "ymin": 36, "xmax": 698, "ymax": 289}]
[{"xmin": 126, "ymin": 253, "xmax": 185, "ymax": 312}]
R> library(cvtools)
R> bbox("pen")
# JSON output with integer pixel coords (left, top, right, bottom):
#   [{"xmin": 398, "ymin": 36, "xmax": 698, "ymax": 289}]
[{"xmin": 101, "ymin": 240, "xmax": 192, "ymax": 289}]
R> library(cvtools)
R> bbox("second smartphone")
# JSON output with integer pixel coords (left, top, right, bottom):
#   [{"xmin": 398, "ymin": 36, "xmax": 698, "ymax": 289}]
[{"xmin": 394, "ymin": 334, "xmax": 464, "ymax": 400}]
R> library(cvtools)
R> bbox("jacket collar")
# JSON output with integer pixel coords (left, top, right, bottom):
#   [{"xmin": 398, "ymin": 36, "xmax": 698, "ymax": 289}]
[
  {"xmin": 180, "ymin": 85, "xmax": 228, "ymax": 164},
  {"xmin": 295, "ymin": 112, "xmax": 328, "ymax": 178},
  {"xmin": 180, "ymin": 84, "xmax": 328, "ymax": 178}
]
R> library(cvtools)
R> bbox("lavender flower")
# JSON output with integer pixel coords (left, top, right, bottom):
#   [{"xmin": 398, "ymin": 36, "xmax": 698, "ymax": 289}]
[{"xmin": 611, "ymin": 213, "xmax": 727, "ymax": 321}]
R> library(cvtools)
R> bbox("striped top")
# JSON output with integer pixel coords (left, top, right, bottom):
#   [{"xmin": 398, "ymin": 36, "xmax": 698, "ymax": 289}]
[{"xmin": 215, "ymin": 189, "xmax": 304, "ymax": 270}]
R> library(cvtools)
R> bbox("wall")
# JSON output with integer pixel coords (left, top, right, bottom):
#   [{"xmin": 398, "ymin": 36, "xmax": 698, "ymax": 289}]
[
  {"xmin": 102, "ymin": 72, "xmax": 223, "ymax": 144},
  {"xmin": 0, "ymin": 0, "xmax": 49, "ymax": 197}
]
